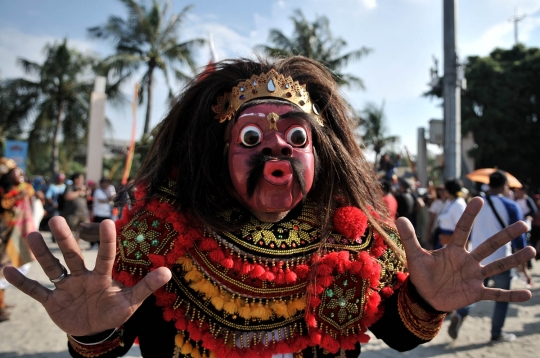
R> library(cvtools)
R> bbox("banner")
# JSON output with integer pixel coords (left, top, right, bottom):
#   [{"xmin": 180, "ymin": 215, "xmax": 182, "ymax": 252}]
[{"xmin": 5, "ymin": 140, "xmax": 28, "ymax": 172}]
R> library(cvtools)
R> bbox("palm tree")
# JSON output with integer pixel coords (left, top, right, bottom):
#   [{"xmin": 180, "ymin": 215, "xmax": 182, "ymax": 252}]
[
  {"xmin": 3, "ymin": 39, "xmax": 95, "ymax": 175},
  {"xmin": 88, "ymin": 0, "xmax": 205, "ymax": 136},
  {"xmin": 356, "ymin": 101, "xmax": 399, "ymax": 166},
  {"xmin": 256, "ymin": 9, "xmax": 371, "ymax": 88}
]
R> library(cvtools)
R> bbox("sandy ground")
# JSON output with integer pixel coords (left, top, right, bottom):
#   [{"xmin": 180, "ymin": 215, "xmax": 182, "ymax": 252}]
[{"xmin": 1, "ymin": 232, "xmax": 539, "ymax": 358}]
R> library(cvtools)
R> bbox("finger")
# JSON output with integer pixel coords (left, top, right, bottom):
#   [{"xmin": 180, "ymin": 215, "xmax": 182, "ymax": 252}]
[
  {"xmin": 396, "ymin": 217, "xmax": 423, "ymax": 259},
  {"xmin": 49, "ymin": 216, "xmax": 87, "ymax": 276},
  {"xmin": 26, "ymin": 231, "xmax": 66, "ymax": 281},
  {"xmin": 481, "ymin": 287, "xmax": 532, "ymax": 303},
  {"xmin": 94, "ymin": 220, "xmax": 117, "ymax": 276},
  {"xmin": 450, "ymin": 197, "xmax": 483, "ymax": 247},
  {"xmin": 3, "ymin": 266, "xmax": 52, "ymax": 304},
  {"xmin": 471, "ymin": 221, "xmax": 529, "ymax": 263},
  {"xmin": 481, "ymin": 246, "xmax": 536, "ymax": 278},
  {"xmin": 130, "ymin": 267, "xmax": 172, "ymax": 304}
]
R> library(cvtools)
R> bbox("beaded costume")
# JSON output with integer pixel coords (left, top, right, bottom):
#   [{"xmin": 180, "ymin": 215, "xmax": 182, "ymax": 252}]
[
  {"xmin": 67, "ymin": 58, "xmax": 447, "ymax": 357},
  {"xmin": 68, "ymin": 182, "xmax": 446, "ymax": 358}
]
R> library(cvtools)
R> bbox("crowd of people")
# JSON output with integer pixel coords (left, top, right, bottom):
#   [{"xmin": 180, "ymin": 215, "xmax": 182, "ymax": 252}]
[
  {"xmin": 0, "ymin": 160, "xmax": 126, "ymax": 322},
  {"xmin": 378, "ymin": 156, "xmax": 540, "ymax": 344}
]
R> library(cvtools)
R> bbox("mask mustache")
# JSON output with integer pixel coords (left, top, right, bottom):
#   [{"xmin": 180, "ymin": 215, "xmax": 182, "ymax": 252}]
[{"xmin": 246, "ymin": 153, "xmax": 306, "ymax": 198}]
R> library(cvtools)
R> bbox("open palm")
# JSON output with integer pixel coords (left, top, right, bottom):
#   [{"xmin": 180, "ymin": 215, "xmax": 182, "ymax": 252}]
[
  {"xmin": 3, "ymin": 217, "xmax": 171, "ymax": 336},
  {"xmin": 397, "ymin": 197, "xmax": 535, "ymax": 313}
]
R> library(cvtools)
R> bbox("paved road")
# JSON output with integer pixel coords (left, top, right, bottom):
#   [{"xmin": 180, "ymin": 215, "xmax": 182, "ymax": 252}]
[{"xmin": 1, "ymin": 232, "xmax": 539, "ymax": 357}]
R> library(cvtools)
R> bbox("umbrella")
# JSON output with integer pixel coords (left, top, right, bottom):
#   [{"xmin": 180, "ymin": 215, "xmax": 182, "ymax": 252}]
[{"xmin": 466, "ymin": 168, "xmax": 522, "ymax": 188}]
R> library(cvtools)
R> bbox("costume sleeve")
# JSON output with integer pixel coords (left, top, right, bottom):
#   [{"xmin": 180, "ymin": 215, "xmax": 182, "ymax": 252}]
[
  {"xmin": 369, "ymin": 278, "xmax": 447, "ymax": 351},
  {"xmin": 67, "ymin": 321, "xmax": 136, "ymax": 358}
]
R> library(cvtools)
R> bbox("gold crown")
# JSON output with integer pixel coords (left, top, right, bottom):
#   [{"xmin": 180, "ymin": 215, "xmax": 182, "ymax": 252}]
[{"xmin": 211, "ymin": 69, "xmax": 323, "ymax": 126}]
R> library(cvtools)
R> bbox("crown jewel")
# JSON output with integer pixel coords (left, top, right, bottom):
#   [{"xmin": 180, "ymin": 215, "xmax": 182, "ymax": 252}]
[{"xmin": 211, "ymin": 69, "xmax": 323, "ymax": 126}]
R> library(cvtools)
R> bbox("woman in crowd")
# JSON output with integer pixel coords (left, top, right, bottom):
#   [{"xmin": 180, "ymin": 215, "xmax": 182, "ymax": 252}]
[
  {"xmin": 434, "ymin": 179, "xmax": 467, "ymax": 249},
  {"xmin": 0, "ymin": 157, "xmax": 36, "ymax": 322}
]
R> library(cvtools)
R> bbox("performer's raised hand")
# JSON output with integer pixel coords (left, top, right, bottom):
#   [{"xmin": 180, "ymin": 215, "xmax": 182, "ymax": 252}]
[
  {"xmin": 397, "ymin": 197, "xmax": 536, "ymax": 313},
  {"xmin": 3, "ymin": 217, "xmax": 171, "ymax": 336}
]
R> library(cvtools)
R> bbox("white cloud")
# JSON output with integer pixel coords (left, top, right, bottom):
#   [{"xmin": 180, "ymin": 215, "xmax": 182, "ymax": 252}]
[
  {"xmin": 0, "ymin": 27, "xmax": 96, "ymax": 79},
  {"xmin": 360, "ymin": 0, "xmax": 377, "ymax": 10}
]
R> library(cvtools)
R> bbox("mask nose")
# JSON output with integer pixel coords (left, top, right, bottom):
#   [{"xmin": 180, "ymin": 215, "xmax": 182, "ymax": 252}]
[{"xmin": 261, "ymin": 132, "xmax": 292, "ymax": 157}]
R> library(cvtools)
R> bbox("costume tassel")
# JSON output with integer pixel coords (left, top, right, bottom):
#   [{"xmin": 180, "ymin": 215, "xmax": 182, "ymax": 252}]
[
  {"xmin": 224, "ymin": 299, "xmax": 239, "ymax": 315},
  {"xmin": 176, "ymin": 256, "xmax": 193, "ymax": 271},
  {"xmin": 285, "ymin": 268, "xmax": 297, "ymax": 284},
  {"xmin": 211, "ymin": 296, "xmax": 225, "ymax": 311},
  {"xmin": 185, "ymin": 269, "xmax": 203, "ymax": 283},
  {"xmin": 175, "ymin": 333, "xmax": 185, "ymax": 347},
  {"xmin": 239, "ymin": 305, "xmax": 252, "ymax": 319},
  {"xmin": 180, "ymin": 341, "xmax": 193, "ymax": 354},
  {"xmin": 270, "ymin": 300, "xmax": 289, "ymax": 318}
]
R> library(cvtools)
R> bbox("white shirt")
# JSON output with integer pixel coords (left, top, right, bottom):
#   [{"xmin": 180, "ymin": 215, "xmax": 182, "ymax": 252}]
[
  {"xmin": 93, "ymin": 187, "xmax": 114, "ymax": 218},
  {"xmin": 437, "ymin": 197, "xmax": 467, "ymax": 232},
  {"xmin": 470, "ymin": 195, "xmax": 517, "ymax": 265}
]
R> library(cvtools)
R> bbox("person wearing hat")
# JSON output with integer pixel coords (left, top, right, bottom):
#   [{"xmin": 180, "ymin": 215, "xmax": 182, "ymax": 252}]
[
  {"xmin": 0, "ymin": 157, "xmax": 36, "ymax": 322},
  {"xmin": 448, "ymin": 170, "xmax": 530, "ymax": 342}
]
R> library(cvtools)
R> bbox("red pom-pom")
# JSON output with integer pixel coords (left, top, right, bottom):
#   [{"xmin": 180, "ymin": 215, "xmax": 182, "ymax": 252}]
[
  {"xmin": 321, "ymin": 335, "xmax": 340, "ymax": 353},
  {"xmin": 275, "ymin": 341, "xmax": 290, "ymax": 354},
  {"xmin": 209, "ymin": 249, "xmax": 225, "ymax": 263},
  {"xmin": 249, "ymin": 264, "xmax": 265, "ymax": 278},
  {"xmin": 233, "ymin": 258, "xmax": 244, "ymax": 272},
  {"xmin": 318, "ymin": 275, "xmax": 334, "ymax": 287},
  {"xmin": 148, "ymin": 254, "xmax": 167, "ymax": 268},
  {"xmin": 315, "ymin": 264, "xmax": 333, "ymax": 276},
  {"xmin": 333, "ymin": 206, "xmax": 368, "ymax": 240},
  {"xmin": 285, "ymin": 268, "xmax": 297, "ymax": 284},
  {"xmin": 309, "ymin": 296, "xmax": 322, "ymax": 307},
  {"xmin": 174, "ymin": 317, "xmax": 187, "ymax": 331},
  {"xmin": 275, "ymin": 269, "xmax": 285, "ymax": 284},
  {"xmin": 221, "ymin": 257, "xmax": 234, "ymax": 269},
  {"xmin": 350, "ymin": 260, "xmax": 363, "ymax": 274},
  {"xmin": 305, "ymin": 312, "xmax": 317, "ymax": 327},
  {"xmin": 339, "ymin": 336, "xmax": 358, "ymax": 350},
  {"xmin": 241, "ymin": 262, "xmax": 253, "ymax": 275},
  {"xmin": 295, "ymin": 265, "xmax": 309, "ymax": 278},
  {"xmin": 381, "ymin": 286, "xmax": 394, "ymax": 298},
  {"xmin": 396, "ymin": 272, "xmax": 408, "ymax": 286},
  {"xmin": 357, "ymin": 332, "xmax": 371, "ymax": 344},
  {"xmin": 187, "ymin": 321, "xmax": 203, "ymax": 341},
  {"xmin": 261, "ymin": 267, "xmax": 275, "ymax": 281},
  {"xmin": 199, "ymin": 238, "xmax": 219, "ymax": 251}
]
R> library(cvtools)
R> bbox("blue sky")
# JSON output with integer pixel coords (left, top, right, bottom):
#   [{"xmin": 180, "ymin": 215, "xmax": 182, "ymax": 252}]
[{"xmin": 1, "ymin": 0, "xmax": 540, "ymax": 158}]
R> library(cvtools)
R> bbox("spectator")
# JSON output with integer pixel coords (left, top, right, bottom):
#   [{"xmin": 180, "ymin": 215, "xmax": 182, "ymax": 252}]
[
  {"xmin": 426, "ymin": 186, "xmax": 448, "ymax": 250},
  {"xmin": 62, "ymin": 173, "xmax": 90, "ymax": 243},
  {"xmin": 380, "ymin": 180, "xmax": 397, "ymax": 220},
  {"xmin": 514, "ymin": 185, "xmax": 538, "ymax": 231},
  {"xmin": 434, "ymin": 179, "xmax": 466, "ymax": 249},
  {"xmin": 90, "ymin": 179, "xmax": 116, "ymax": 249},
  {"xmin": 0, "ymin": 158, "xmax": 36, "ymax": 322},
  {"xmin": 44, "ymin": 173, "xmax": 66, "ymax": 242},
  {"xmin": 448, "ymin": 170, "xmax": 529, "ymax": 342}
]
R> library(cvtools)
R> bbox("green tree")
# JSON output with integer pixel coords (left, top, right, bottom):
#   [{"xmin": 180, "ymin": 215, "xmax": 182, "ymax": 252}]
[
  {"xmin": 356, "ymin": 101, "xmax": 399, "ymax": 166},
  {"xmin": 461, "ymin": 45, "xmax": 540, "ymax": 190},
  {"xmin": 88, "ymin": 0, "xmax": 205, "ymax": 137},
  {"xmin": 256, "ymin": 9, "xmax": 371, "ymax": 88},
  {"xmin": 2, "ymin": 39, "xmax": 95, "ymax": 175}
]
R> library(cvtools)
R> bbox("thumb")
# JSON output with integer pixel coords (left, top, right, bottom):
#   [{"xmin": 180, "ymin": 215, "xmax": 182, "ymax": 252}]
[
  {"xmin": 130, "ymin": 267, "xmax": 172, "ymax": 303},
  {"xmin": 396, "ymin": 217, "xmax": 423, "ymax": 260}
]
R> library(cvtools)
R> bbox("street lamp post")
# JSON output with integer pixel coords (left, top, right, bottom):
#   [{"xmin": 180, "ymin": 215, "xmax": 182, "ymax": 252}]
[{"xmin": 443, "ymin": 0, "xmax": 461, "ymax": 180}]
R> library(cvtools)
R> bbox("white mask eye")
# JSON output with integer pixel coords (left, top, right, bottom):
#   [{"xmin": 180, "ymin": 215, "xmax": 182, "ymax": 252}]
[
  {"xmin": 239, "ymin": 125, "xmax": 263, "ymax": 147},
  {"xmin": 286, "ymin": 126, "xmax": 307, "ymax": 147}
]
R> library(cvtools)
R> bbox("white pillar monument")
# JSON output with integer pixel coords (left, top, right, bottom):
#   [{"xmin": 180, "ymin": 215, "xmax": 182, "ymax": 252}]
[{"xmin": 86, "ymin": 77, "xmax": 107, "ymax": 184}]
